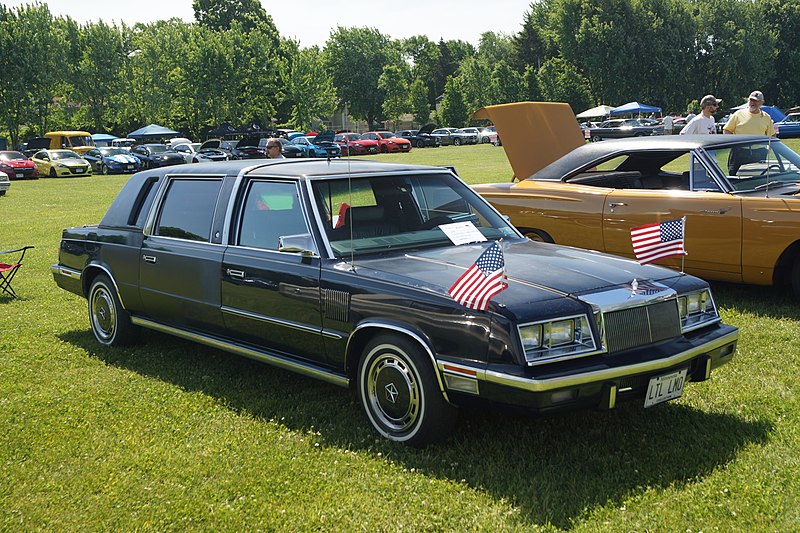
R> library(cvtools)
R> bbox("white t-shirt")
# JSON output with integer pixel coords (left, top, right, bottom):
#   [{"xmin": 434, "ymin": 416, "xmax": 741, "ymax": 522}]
[{"xmin": 680, "ymin": 114, "xmax": 716, "ymax": 135}]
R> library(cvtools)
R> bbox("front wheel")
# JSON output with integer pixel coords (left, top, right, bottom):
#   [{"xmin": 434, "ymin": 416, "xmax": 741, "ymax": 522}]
[
  {"xmin": 453, "ymin": 138, "xmax": 461, "ymax": 146},
  {"xmin": 101, "ymin": 163, "xmax": 110, "ymax": 175},
  {"xmin": 88, "ymin": 274, "xmax": 139, "ymax": 346},
  {"xmin": 792, "ymin": 256, "xmax": 800, "ymax": 298},
  {"xmin": 358, "ymin": 334, "xmax": 457, "ymax": 446},
  {"xmin": 416, "ymin": 140, "xmax": 425, "ymax": 148}
]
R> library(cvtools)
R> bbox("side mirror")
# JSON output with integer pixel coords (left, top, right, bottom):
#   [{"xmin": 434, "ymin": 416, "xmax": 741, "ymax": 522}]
[{"xmin": 278, "ymin": 233, "xmax": 317, "ymax": 257}]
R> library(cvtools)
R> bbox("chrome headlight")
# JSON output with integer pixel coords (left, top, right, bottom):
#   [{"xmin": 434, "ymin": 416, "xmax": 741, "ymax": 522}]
[
  {"xmin": 678, "ymin": 289, "xmax": 719, "ymax": 332},
  {"xmin": 518, "ymin": 315, "xmax": 598, "ymax": 365}
]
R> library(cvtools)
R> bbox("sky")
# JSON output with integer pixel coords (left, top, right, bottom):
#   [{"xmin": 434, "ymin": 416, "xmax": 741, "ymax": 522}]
[{"xmin": 3, "ymin": 0, "xmax": 533, "ymax": 48}]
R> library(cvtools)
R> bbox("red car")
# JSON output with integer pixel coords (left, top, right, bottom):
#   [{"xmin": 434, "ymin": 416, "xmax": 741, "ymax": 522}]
[
  {"xmin": 361, "ymin": 131, "xmax": 412, "ymax": 153},
  {"xmin": 0, "ymin": 151, "xmax": 39, "ymax": 179},
  {"xmin": 334, "ymin": 132, "xmax": 380, "ymax": 156}
]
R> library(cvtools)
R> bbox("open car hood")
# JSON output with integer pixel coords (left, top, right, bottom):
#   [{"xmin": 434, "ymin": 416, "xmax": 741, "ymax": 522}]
[
  {"xmin": 418, "ymin": 123, "xmax": 436, "ymax": 135},
  {"xmin": 200, "ymin": 139, "xmax": 222, "ymax": 150},
  {"xmin": 471, "ymin": 102, "xmax": 585, "ymax": 180},
  {"xmin": 314, "ymin": 131, "xmax": 335, "ymax": 143},
  {"xmin": 25, "ymin": 137, "xmax": 51, "ymax": 150}
]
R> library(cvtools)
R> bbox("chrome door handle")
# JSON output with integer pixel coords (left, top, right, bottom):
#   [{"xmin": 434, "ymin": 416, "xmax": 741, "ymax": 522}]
[
  {"xmin": 227, "ymin": 269, "xmax": 245, "ymax": 279},
  {"xmin": 608, "ymin": 202, "xmax": 628, "ymax": 208},
  {"xmin": 142, "ymin": 255, "xmax": 157, "ymax": 264}
]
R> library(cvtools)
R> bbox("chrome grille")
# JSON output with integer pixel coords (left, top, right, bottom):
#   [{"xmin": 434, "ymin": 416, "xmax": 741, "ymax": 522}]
[
  {"xmin": 323, "ymin": 289, "xmax": 350, "ymax": 322},
  {"xmin": 604, "ymin": 300, "xmax": 680, "ymax": 353}
]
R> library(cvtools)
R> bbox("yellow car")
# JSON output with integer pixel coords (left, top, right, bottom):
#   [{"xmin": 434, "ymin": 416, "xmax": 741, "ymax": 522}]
[
  {"xmin": 31, "ymin": 149, "xmax": 93, "ymax": 177},
  {"xmin": 473, "ymin": 102, "xmax": 800, "ymax": 297}
]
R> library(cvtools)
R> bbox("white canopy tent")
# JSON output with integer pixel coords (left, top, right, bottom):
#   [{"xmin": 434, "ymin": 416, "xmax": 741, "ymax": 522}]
[{"xmin": 576, "ymin": 105, "xmax": 614, "ymax": 119}]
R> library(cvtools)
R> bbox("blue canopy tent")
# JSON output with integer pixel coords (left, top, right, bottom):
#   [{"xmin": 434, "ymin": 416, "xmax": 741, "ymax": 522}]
[
  {"xmin": 610, "ymin": 102, "xmax": 662, "ymax": 115},
  {"xmin": 91, "ymin": 133, "xmax": 117, "ymax": 146},
  {"xmin": 128, "ymin": 124, "xmax": 180, "ymax": 140},
  {"xmin": 730, "ymin": 103, "xmax": 786, "ymax": 123}
]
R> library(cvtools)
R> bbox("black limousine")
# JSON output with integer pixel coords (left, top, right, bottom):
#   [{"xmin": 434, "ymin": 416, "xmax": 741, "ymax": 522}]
[{"xmin": 52, "ymin": 159, "xmax": 738, "ymax": 446}]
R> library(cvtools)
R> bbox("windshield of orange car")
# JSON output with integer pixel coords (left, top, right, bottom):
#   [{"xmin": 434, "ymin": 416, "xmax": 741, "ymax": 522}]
[
  {"xmin": 706, "ymin": 140, "xmax": 800, "ymax": 192},
  {"xmin": 312, "ymin": 173, "xmax": 518, "ymax": 257}
]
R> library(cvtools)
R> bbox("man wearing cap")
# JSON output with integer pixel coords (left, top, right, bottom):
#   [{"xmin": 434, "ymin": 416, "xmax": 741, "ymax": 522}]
[
  {"xmin": 723, "ymin": 90, "xmax": 775, "ymax": 136},
  {"xmin": 724, "ymin": 91, "xmax": 775, "ymax": 175},
  {"xmin": 680, "ymin": 95, "xmax": 721, "ymax": 135}
]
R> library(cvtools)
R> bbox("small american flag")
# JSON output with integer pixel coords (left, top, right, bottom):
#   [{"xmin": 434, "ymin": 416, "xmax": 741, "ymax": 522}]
[
  {"xmin": 448, "ymin": 242, "xmax": 508, "ymax": 311},
  {"xmin": 630, "ymin": 217, "xmax": 687, "ymax": 265}
]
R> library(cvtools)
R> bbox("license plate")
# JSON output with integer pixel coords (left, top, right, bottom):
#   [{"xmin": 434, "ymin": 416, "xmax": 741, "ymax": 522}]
[
  {"xmin": 126, "ymin": 165, "xmax": 134, "ymax": 170},
  {"xmin": 16, "ymin": 173, "xmax": 23, "ymax": 178},
  {"xmin": 75, "ymin": 168, "xmax": 84, "ymax": 173},
  {"xmin": 644, "ymin": 368, "xmax": 687, "ymax": 407}
]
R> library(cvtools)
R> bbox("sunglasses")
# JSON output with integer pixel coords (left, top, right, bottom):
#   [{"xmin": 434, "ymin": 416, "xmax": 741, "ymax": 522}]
[{"xmin": 267, "ymin": 145, "xmax": 280, "ymax": 148}]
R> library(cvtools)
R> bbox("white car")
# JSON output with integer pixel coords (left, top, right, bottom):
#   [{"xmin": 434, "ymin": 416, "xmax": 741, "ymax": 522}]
[
  {"xmin": 478, "ymin": 126, "xmax": 499, "ymax": 145},
  {"xmin": 0, "ymin": 170, "xmax": 9, "ymax": 195}
]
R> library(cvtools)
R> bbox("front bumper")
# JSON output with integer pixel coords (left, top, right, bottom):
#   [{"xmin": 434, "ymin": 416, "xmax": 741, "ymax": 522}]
[
  {"xmin": 438, "ymin": 324, "xmax": 738, "ymax": 413},
  {"xmin": 54, "ymin": 165, "xmax": 92, "ymax": 176}
]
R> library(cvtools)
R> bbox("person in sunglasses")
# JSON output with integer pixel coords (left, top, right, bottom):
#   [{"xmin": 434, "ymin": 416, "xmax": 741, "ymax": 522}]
[
  {"xmin": 266, "ymin": 138, "xmax": 285, "ymax": 159},
  {"xmin": 680, "ymin": 94, "xmax": 721, "ymax": 135}
]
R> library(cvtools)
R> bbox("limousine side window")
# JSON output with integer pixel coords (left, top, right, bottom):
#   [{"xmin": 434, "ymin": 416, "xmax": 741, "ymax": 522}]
[
  {"xmin": 154, "ymin": 178, "xmax": 223, "ymax": 241},
  {"xmin": 238, "ymin": 181, "xmax": 310, "ymax": 250}
]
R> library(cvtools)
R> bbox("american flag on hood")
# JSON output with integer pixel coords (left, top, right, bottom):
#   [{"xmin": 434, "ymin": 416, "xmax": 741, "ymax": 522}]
[
  {"xmin": 630, "ymin": 217, "xmax": 686, "ymax": 265},
  {"xmin": 448, "ymin": 242, "xmax": 508, "ymax": 311}
]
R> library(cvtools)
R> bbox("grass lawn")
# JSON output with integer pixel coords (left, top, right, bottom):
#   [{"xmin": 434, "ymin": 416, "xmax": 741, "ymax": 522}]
[{"xmin": 1, "ymin": 143, "xmax": 799, "ymax": 531}]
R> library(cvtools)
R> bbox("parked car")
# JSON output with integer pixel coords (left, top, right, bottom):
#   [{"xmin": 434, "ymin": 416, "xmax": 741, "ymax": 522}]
[
  {"xmin": 429, "ymin": 127, "xmax": 476, "ymax": 146},
  {"xmin": 478, "ymin": 126, "xmax": 499, "ymax": 145},
  {"xmin": 334, "ymin": 132, "xmax": 380, "ymax": 156},
  {"xmin": 257, "ymin": 137, "xmax": 304, "ymax": 158},
  {"xmin": 20, "ymin": 137, "xmax": 51, "ymax": 158},
  {"xmin": 775, "ymin": 113, "xmax": 800, "ymax": 139},
  {"xmin": 84, "ymin": 147, "xmax": 142, "ymax": 174},
  {"xmin": 31, "ymin": 149, "xmax": 93, "ymax": 177},
  {"xmin": 51, "ymin": 158, "xmax": 738, "ymax": 446},
  {"xmin": 454, "ymin": 127, "xmax": 481, "ymax": 145},
  {"xmin": 199, "ymin": 138, "xmax": 266, "ymax": 160},
  {"xmin": 585, "ymin": 119, "xmax": 663, "ymax": 141},
  {"xmin": 395, "ymin": 124, "xmax": 440, "ymax": 148},
  {"xmin": 111, "ymin": 138, "xmax": 136, "ymax": 150},
  {"xmin": 130, "ymin": 144, "xmax": 185, "ymax": 169},
  {"xmin": 361, "ymin": 131, "xmax": 412, "ymax": 153},
  {"xmin": 0, "ymin": 170, "xmax": 9, "ymax": 195},
  {"xmin": 172, "ymin": 142, "xmax": 229, "ymax": 163},
  {"xmin": 474, "ymin": 131, "xmax": 800, "ymax": 297},
  {"xmin": 0, "ymin": 151, "xmax": 38, "ymax": 179},
  {"xmin": 290, "ymin": 133, "xmax": 342, "ymax": 158}
]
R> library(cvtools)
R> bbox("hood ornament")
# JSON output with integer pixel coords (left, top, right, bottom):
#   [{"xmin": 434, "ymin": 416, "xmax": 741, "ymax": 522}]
[{"xmin": 630, "ymin": 278, "xmax": 638, "ymax": 296}]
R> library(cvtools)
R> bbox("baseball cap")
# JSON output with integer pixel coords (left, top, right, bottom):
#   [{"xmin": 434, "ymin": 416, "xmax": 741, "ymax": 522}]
[
  {"xmin": 748, "ymin": 90, "xmax": 765, "ymax": 101},
  {"xmin": 700, "ymin": 94, "xmax": 721, "ymax": 107}
]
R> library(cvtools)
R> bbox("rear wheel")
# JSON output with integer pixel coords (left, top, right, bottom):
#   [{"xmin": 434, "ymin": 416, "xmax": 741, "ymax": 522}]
[
  {"xmin": 481, "ymin": 137, "xmax": 490, "ymax": 144},
  {"xmin": 358, "ymin": 334, "xmax": 457, "ymax": 446},
  {"xmin": 416, "ymin": 140, "xmax": 425, "ymax": 148},
  {"xmin": 101, "ymin": 163, "xmax": 109, "ymax": 175},
  {"xmin": 522, "ymin": 228, "xmax": 554, "ymax": 243},
  {"xmin": 88, "ymin": 274, "xmax": 139, "ymax": 346},
  {"xmin": 49, "ymin": 168, "xmax": 57, "ymax": 178},
  {"xmin": 591, "ymin": 135, "xmax": 601, "ymax": 142},
  {"xmin": 453, "ymin": 138, "xmax": 461, "ymax": 146}
]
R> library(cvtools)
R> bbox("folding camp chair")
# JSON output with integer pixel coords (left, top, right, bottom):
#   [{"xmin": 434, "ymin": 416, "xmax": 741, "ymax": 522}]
[{"xmin": 0, "ymin": 246, "xmax": 34, "ymax": 298}]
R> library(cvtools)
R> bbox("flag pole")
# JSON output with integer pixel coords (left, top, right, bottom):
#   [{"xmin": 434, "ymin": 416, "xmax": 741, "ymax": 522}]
[{"xmin": 680, "ymin": 216, "xmax": 687, "ymax": 274}]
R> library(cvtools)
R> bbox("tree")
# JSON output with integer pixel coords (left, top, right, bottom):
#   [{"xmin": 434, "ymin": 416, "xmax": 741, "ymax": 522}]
[
  {"xmin": 537, "ymin": 57, "xmax": 592, "ymax": 112},
  {"xmin": 193, "ymin": 0, "xmax": 279, "ymax": 37},
  {"xmin": 402, "ymin": 35, "xmax": 442, "ymax": 107},
  {"xmin": 378, "ymin": 63, "xmax": 411, "ymax": 128},
  {"xmin": 489, "ymin": 61, "xmax": 523, "ymax": 105},
  {"xmin": 284, "ymin": 44, "xmax": 336, "ymax": 132},
  {"xmin": 325, "ymin": 27, "xmax": 394, "ymax": 129},
  {"xmin": 409, "ymin": 78, "xmax": 431, "ymax": 124},
  {"xmin": 457, "ymin": 56, "xmax": 492, "ymax": 113},
  {"xmin": 511, "ymin": 1, "xmax": 555, "ymax": 72},
  {"xmin": 440, "ymin": 76, "xmax": 470, "ymax": 127},
  {"xmin": 759, "ymin": 0, "xmax": 800, "ymax": 108}
]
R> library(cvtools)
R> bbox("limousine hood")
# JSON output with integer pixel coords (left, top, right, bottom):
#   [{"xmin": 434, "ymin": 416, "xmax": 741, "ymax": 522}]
[{"xmin": 351, "ymin": 239, "xmax": 686, "ymax": 313}]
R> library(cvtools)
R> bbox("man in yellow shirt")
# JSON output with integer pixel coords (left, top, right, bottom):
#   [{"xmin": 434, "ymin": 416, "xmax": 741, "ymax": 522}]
[
  {"xmin": 723, "ymin": 90, "xmax": 776, "ymax": 136},
  {"xmin": 723, "ymin": 90, "xmax": 775, "ymax": 174}
]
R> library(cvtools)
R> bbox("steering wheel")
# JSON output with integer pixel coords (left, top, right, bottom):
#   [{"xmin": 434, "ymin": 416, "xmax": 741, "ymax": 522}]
[{"xmin": 757, "ymin": 164, "xmax": 782, "ymax": 177}]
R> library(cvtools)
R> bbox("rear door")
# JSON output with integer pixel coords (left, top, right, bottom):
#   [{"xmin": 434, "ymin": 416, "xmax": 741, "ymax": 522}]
[{"xmin": 139, "ymin": 176, "xmax": 227, "ymax": 332}]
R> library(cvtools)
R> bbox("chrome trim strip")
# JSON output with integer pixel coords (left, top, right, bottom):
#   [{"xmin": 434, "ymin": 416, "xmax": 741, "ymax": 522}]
[
  {"xmin": 221, "ymin": 305, "xmax": 343, "ymax": 339},
  {"xmin": 51, "ymin": 264, "xmax": 81, "ymax": 279},
  {"xmin": 477, "ymin": 329, "xmax": 738, "ymax": 393},
  {"xmin": 130, "ymin": 316, "xmax": 349, "ymax": 388},
  {"xmin": 348, "ymin": 320, "xmax": 450, "ymax": 401}
]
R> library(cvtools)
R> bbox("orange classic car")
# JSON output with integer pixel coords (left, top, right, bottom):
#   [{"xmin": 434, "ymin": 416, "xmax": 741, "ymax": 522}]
[{"xmin": 472, "ymin": 102, "xmax": 800, "ymax": 297}]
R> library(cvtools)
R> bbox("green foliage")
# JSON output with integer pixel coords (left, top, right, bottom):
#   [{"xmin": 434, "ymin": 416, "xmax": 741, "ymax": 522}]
[
  {"xmin": 325, "ymin": 27, "xmax": 396, "ymax": 129},
  {"xmin": 378, "ymin": 63, "xmax": 411, "ymax": 127},
  {"xmin": 489, "ymin": 61, "xmax": 523, "ymax": 105},
  {"xmin": 440, "ymin": 76, "xmax": 470, "ymax": 127},
  {"xmin": 192, "ymin": 0, "xmax": 279, "ymax": 36},
  {"xmin": 538, "ymin": 57, "xmax": 593, "ymax": 112},
  {"xmin": 286, "ymin": 46, "xmax": 336, "ymax": 132},
  {"xmin": 409, "ymin": 78, "xmax": 431, "ymax": 125}
]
